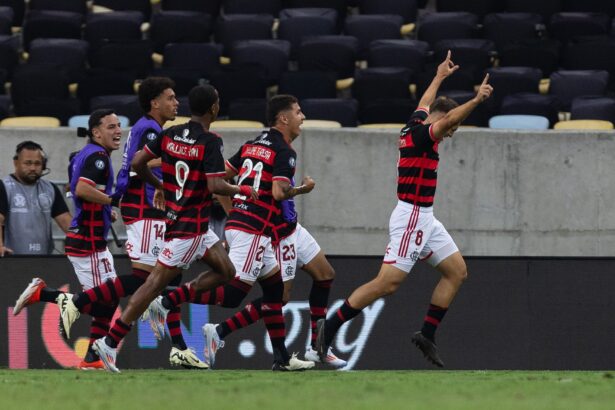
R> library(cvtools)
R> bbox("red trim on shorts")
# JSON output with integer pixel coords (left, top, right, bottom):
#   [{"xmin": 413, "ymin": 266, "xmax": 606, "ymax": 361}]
[
  {"xmin": 383, "ymin": 260, "xmax": 396, "ymax": 264},
  {"xmin": 156, "ymin": 259, "xmax": 176, "ymax": 269},
  {"xmin": 420, "ymin": 251, "xmax": 433, "ymax": 261}
]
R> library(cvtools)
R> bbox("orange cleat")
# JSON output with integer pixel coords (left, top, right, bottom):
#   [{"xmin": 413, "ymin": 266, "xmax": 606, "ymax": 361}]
[
  {"xmin": 14, "ymin": 278, "xmax": 46, "ymax": 315},
  {"xmin": 78, "ymin": 359, "xmax": 105, "ymax": 370}
]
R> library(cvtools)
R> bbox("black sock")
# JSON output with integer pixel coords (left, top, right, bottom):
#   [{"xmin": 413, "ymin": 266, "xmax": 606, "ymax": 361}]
[
  {"xmin": 324, "ymin": 299, "xmax": 361, "ymax": 346},
  {"xmin": 420, "ymin": 304, "xmax": 448, "ymax": 343},
  {"xmin": 309, "ymin": 279, "xmax": 332, "ymax": 348},
  {"xmin": 217, "ymin": 297, "xmax": 263, "ymax": 339},
  {"xmin": 40, "ymin": 287, "xmax": 61, "ymax": 303}
]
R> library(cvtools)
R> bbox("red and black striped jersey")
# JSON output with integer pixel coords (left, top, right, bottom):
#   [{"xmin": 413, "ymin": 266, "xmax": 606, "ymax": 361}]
[
  {"xmin": 117, "ymin": 115, "xmax": 164, "ymax": 224},
  {"xmin": 65, "ymin": 144, "xmax": 114, "ymax": 256},
  {"xmin": 225, "ymin": 128, "xmax": 296, "ymax": 237},
  {"xmin": 144, "ymin": 121, "xmax": 226, "ymax": 240},
  {"xmin": 397, "ymin": 107, "xmax": 439, "ymax": 207}
]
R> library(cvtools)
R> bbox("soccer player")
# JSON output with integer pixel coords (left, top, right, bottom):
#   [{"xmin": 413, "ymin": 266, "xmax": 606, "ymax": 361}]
[
  {"xmin": 315, "ymin": 51, "xmax": 494, "ymax": 367},
  {"xmin": 200, "ymin": 196, "xmax": 346, "ymax": 368},
  {"xmin": 79, "ymin": 85, "xmax": 254, "ymax": 373},
  {"xmin": 146, "ymin": 95, "xmax": 316, "ymax": 371},
  {"xmin": 47, "ymin": 77, "xmax": 206, "ymax": 368},
  {"xmin": 17, "ymin": 109, "xmax": 123, "ymax": 369}
]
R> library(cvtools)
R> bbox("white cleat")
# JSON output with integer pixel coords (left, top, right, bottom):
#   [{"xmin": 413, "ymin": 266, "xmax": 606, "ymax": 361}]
[
  {"xmin": 146, "ymin": 296, "xmax": 169, "ymax": 340},
  {"xmin": 56, "ymin": 293, "xmax": 79, "ymax": 339},
  {"xmin": 202, "ymin": 323, "xmax": 224, "ymax": 368},
  {"xmin": 169, "ymin": 347, "xmax": 209, "ymax": 369},
  {"xmin": 14, "ymin": 277, "xmax": 46, "ymax": 315},
  {"xmin": 305, "ymin": 346, "xmax": 347, "ymax": 368},
  {"xmin": 272, "ymin": 353, "xmax": 315, "ymax": 371},
  {"xmin": 92, "ymin": 338, "xmax": 120, "ymax": 373}
]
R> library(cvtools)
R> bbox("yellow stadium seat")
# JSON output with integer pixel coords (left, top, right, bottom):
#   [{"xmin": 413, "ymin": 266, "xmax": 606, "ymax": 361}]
[
  {"xmin": 0, "ymin": 116, "xmax": 60, "ymax": 127},
  {"xmin": 211, "ymin": 120, "xmax": 264, "ymax": 129},
  {"xmin": 358, "ymin": 123, "xmax": 405, "ymax": 129},
  {"xmin": 163, "ymin": 116, "xmax": 191, "ymax": 127},
  {"xmin": 553, "ymin": 120, "xmax": 614, "ymax": 130},
  {"xmin": 301, "ymin": 120, "xmax": 342, "ymax": 128}
]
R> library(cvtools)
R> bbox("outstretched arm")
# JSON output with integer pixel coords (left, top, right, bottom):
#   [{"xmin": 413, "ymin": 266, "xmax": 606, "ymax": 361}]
[
  {"xmin": 418, "ymin": 50, "xmax": 459, "ymax": 109},
  {"xmin": 272, "ymin": 176, "xmax": 315, "ymax": 201},
  {"xmin": 431, "ymin": 74, "xmax": 493, "ymax": 141}
]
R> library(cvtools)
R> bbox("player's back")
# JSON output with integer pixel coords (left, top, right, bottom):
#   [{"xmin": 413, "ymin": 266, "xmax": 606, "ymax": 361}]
[
  {"xmin": 225, "ymin": 128, "xmax": 297, "ymax": 237},
  {"xmin": 147, "ymin": 121, "xmax": 226, "ymax": 239}
]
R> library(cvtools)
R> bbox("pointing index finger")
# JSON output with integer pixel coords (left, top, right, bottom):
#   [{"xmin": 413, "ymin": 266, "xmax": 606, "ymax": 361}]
[{"xmin": 481, "ymin": 73, "xmax": 490, "ymax": 86}]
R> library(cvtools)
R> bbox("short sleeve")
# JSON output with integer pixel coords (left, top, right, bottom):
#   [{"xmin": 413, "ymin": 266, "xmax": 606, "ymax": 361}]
[
  {"xmin": 50, "ymin": 183, "xmax": 69, "ymax": 217},
  {"xmin": 79, "ymin": 152, "xmax": 110, "ymax": 187},
  {"xmin": 144, "ymin": 129, "xmax": 163, "ymax": 158},
  {"xmin": 272, "ymin": 148, "xmax": 296, "ymax": 183},
  {"xmin": 203, "ymin": 136, "xmax": 226, "ymax": 177},
  {"xmin": 225, "ymin": 144, "xmax": 244, "ymax": 174}
]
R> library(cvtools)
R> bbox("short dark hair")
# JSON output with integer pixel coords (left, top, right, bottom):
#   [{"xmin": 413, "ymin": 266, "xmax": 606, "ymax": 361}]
[
  {"xmin": 13, "ymin": 141, "xmax": 46, "ymax": 165},
  {"xmin": 266, "ymin": 95, "xmax": 298, "ymax": 126},
  {"xmin": 88, "ymin": 108, "xmax": 116, "ymax": 138},
  {"xmin": 188, "ymin": 84, "xmax": 218, "ymax": 116},
  {"xmin": 430, "ymin": 96, "xmax": 459, "ymax": 114},
  {"xmin": 138, "ymin": 77, "xmax": 176, "ymax": 113}
]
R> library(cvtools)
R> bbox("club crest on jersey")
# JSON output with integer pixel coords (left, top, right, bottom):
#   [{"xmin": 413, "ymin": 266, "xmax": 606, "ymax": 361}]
[
  {"xmin": 95, "ymin": 159, "xmax": 105, "ymax": 170},
  {"xmin": 151, "ymin": 245, "xmax": 160, "ymax": 257},
  {"xmin": 289, "ymin": 157, "xmax": 295, "ymax": 167},
  {"xmin": 146, "ymin": 132, "xmax": 157, "ymax": 141}
]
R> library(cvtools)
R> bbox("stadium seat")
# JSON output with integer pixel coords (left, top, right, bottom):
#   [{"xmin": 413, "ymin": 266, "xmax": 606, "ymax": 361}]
[
  {"xmin": 284, "ymin": 0, "xmax": 347, "ymax": 26},
  {"xmin": 560, "ymin": 38, "xmax": 615, "ymax": 80},
  {"xmin": 29, "ymin": 0, "xmax": 87, "ymax": 15},
  {"xmin": 0, "ymin": 6, "xmax": 12, "ymax": 35},
  {"xmin": 298, "ymin": 36, "xmax": 358, "ymax": 80},
  {"xmin": 85, "ymin": 11, "xmax": 144, "ymax": 51},
  {"xmin": 570, "ymin": 96, "xmax": 615, "ymax": 123},
  {"xmin": 562, "ymin": 0, "xmax": 615, "ymax": 16},
  {"xmin": 553, "ymin": 119, "xmax": 614, "ymax": 129},
  {"xmin": 548, "ymin": 12, "xmax": 610, "ymax": 43},
  {"xmin": 358, "ymin": 0, "xmax": 418, "ymax": 24},
  {"xmin": 215, "ymin": 14, "xmax": 274, "ymax": 56},
  {"xmin": 211, "ymin": 120, "xmax": 265, "ymax": 129},
  {"xmin": 77, "ymin": 68, "xmax": 136, "ymax": 112},
  {"xmin": 300, "ymin": 98, "xmax": 358, "ymax": 127},
  {"xmin": 500, "ymin": 93, "xmax": 560, "ymax": 126},
  {"xmin": 278, "ymin": 71, "xmax": 337, "ymax": 99},
  {"xmin": 230, "ymin": 40, "xmax": 290, "ymax": 86},
  {"xmin": 27, "ymin": 38, "xmax": 88, "ymax": 83},
  {"xmin": 483, "ymin": 13, "xmax": 542, "ymax": 50},
  {"xmin": 0, "ymin": 35, "xmax": 19, "ymax": 77},
  {"xmin": 441, "ymin": 90, "xmax": 492, "ymax": 127},
  {"xmin": 89, "ymin": 39, "xmax": 154, "ymax": 78},
  {"xmin": 228, "ymin": 98, "xmax": 267, "ymax": 124},
  {"xmin": 210, "ymin": 64, "xmax": 269, "ymax": 115},
  {"xmin": 22, "ymin": 10, "xmax": 82, "ymax": 50},
  {"xmin": 498, "ymin": 39, "xmax": 561, "ymax": 77},
  {"xmin": 0, "ymin": 116, "xmax": 60, "ymax": 127},
  {"xmin": 0, "ymin": 0, "xmax": 24, "ymax": 27},
  {"xmin": 504, "ymin": 0, "xmax": 562, "ymax": 22},
  {"xmin": 433, "ymin": 39, "xmax": 496, "ymax": 83},
  {"xmin": 89, "ymin": 94, "xmax": 141, "ymax": 125},
  {"xmin": 367, "ymin": 39, "xmax": 430, "ymax": 74},
  {"xmin": 353, "ymin": 67, "xmax": 412, "ymax": 105},
  {"xmin": 488, "ymin": 114, "xmax": 550, "ymax": 129},
  {"xmin": 0, "ymin": 94, "xmax": 10, "ymax": 120},
  {"xmin": 277, "ymin": 8, "xmax": 338, "ymax": 58},
  {"xmin": 94, "ymin": 0, "xmax": 151, "ymax": 18},
  {"xmin": 223, "ymin": 0, "xmax": 281, "ymax": 16},
  {"xmin": 68, "ymin": 114, "xmax": 130, "ymax": 128},
  {"xmin": 161, "ymin": 0, "xmax": 221, "ymax": 18},
  {"xmin": 150, "ymin": 11, "xmax": 212, "ymax": 54},
  {"xmin": 10, "ymin": 65, "xmax": 73, "ymax": 113},
  {"xmin": 357, "ymin": 123, "xmax": 405, "ymax": 129},
  {"xmin": 436, "ymin": 0, "xmax": 502, "ymax": 19},
  {"xmin": 358, "ymin": 98, "xmax": 416, "ymax": 125},
  {"xmin": 417, "ymin": 12, "xmax": 479, "ymax": 46},
  {"xmin": 549, "ymin": 70, "xmax": 609, "ymax": 111},
  {"xmin": 485, "ymin": 67, "xmax": 543, "ymax": 109},
  {"xmin": 344, "ymin": 14, "xmax": 403, "ymax": 59}
]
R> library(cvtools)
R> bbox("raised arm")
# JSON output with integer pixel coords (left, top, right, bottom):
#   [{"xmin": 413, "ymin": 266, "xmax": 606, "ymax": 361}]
[
  {"xmin": 418, "ymin": 50, "xmax": 459, "ymax": 109},
  {"xmin": 431, "ymin": 74, "xmax": 493, "ymax": 141},
  {"xmin": 272, "ymin": 176, "xmax": 315, "ymax": 201}
]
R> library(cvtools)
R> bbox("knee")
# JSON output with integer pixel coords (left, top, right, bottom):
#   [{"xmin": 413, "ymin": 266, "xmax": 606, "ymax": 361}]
[
  {"xmin": 454, "ymin": 262, "xmax": 468, "ymax": 283},
  {"xmin": 375, "ymin": 278, "xmax": 402, "ymax": 297},
  {"xmin": 323, "ymin": 266, "xmax": 335, "ymax": 281},
  {"xmin": 219, "ymin": 263, "xmax": 236, "ymax": 283}
]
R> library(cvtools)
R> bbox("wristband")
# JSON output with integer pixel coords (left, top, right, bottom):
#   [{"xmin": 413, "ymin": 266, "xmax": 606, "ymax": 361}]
[{"xmin": 238, "ymin": 185, "xmax": 252, "ymax": 197}]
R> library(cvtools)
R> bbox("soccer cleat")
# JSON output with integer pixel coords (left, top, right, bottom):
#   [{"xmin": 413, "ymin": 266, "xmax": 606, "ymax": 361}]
[
  {"xmin": 272, "ymin": 353, "xmax": 315, "ymax": 371},
  {"xmin": 56, "ymin": 293, "xmax": 79, "ymax": 339},
  {"xmin": 92, "ymin": 338, "xmax": 120, "ymax": 373},
  {"xmin": 411, "ymin": 331, "xmax": 444, "ymax": 367},
  {"xmin": 78, "ymin": 359, "xmax": 105, "ymax": 370},
  {"xmin": 13, "ymin": 278, "xmax": 46, "ymax": 315},
  {"xmin": 169, "ymin": 347, "xmax": 209, "ymax": 370},
  {"xmin": 146, "ymin": 296, "xmax": 169, "ymax": 340},
  {"xmin": 305, "ymin": 346, "xmax": 347, "ymax": 368},
  {"xmin": 314, "ymin": 318, "xmax": 329, "ymax": 363},
  {"xmin": 202, "ymin": 323, "xmax": 224, "ymax": 368}
]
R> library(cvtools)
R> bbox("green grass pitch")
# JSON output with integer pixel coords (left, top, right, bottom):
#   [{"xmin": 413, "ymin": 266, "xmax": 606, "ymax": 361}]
[{"xmin": 1, "ymin": 370, "xmax": 614, "ymax": 410}]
